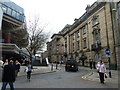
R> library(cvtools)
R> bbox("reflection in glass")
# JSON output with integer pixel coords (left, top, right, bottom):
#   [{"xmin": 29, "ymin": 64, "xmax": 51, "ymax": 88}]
[
  {"xmin": 1, "ymin": 5, "xmax": 7, "ymax": 13},
  {"xmin": 7, "ymin": 8, "xmax": 12, "ymax": 15}
]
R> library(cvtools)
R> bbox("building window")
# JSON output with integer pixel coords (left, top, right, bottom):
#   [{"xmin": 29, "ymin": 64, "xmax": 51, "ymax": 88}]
[
  {"xmin": 83, "ymin": 26, "xmax": 86, "ymax": 34},
  {"xmin": 83, "ymin": 38, "xmax": 87, "ymax": 49},
  {"xmin": 95, "ymin": 53, "xmax": 101, "ymax": 62},
  {"xmin": 77, "ymin": 41, "xmax": 80, "ymax": 50},
  {"xmin": 1, "ymin": 5, "xmax": 7, "ymax": 13},
  {"xmin": 95, "ymin": 33, "xmax": 100, "ymax": 41},
  {"xmin": 76, "ymin": 30, "xmax": 80, "ymax": 38},
  {"xmin": 93, "ymin": 28, "xmax": 101, "ymax": 44},
  {"xmin": 12, "ymin": 10, "xmax": 16, "ymax": 17},
  {"xmin": 92, "ymin": 15, "xmax": 99, "ymax": 26},
  {"xmin": 16, "ymin": 12, "xmax": 19, "ymax": 20},
  {"xmin": 72, "ymin": 43, "xmax": 75, "ymax": 51},
  {"xmin": 73, "ymin": 34, "xmax": 75, "ymax": 40},
  {"xmin": 7, "ymin": 8, "xmax": 12, "ymax": 15}
]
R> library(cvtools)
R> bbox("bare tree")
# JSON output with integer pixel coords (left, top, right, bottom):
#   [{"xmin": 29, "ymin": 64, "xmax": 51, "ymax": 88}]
[
  {"xmin": 26, "ymin": 17, "xmax": 48, "ymax": 61},
  {"xmin": 11, "ymin": 24, "xmax": 29, "ymax": 48}
]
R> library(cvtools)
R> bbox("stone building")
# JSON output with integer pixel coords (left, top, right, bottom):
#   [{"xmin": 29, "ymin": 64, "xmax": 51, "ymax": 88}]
[
  {"xmin": 47, "ymin": 1, "xmax": 120, "ymax": 69},
  {"xmin": 47, "ymin": 24, "xmax": 71, "ymax": 63}
]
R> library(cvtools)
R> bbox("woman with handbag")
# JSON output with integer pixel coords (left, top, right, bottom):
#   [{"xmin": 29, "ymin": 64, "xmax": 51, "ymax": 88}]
[
  {"xmin": 25, "ymin": 61, "xmax": 32, "ymax": 81},
  {"xmin": 96, "ymin": 60, "xmax": 107, "ymax": 84}
]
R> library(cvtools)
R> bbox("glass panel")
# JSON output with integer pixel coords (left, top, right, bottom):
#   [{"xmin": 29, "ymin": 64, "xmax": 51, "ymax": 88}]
[
  {"xmin": 7, "ymin": 8, "xmax": 12, "ymax": 15},
  {"xmin": 12, "ymin": 10, "xmax": 16, "ymax": 17},
  {"xmin": 19, "ymin": 14, "xmax": 24, "ymax": 21},
  {"xmin": 1, "ymin": 5, "xmax": 7, "ymax": 13},
  {"xmin": 1, "ymin": 1, "xmax": 25, "ymax": 22},
  {"xmin": 83, "ymin": 27, "xmax": 86, "ymax": 34},
  {"xmin": 95, "ymin": 33, "xmax": 100, "ymax": 41},
  {"xmin": 16, "ymin": 12, "xmax": 20, "ymax": 20}
]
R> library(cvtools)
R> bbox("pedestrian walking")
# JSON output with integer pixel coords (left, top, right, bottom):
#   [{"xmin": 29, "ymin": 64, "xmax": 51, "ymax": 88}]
[
  {"xmin": 96, "ymin": 61, "xmax": 100, "ymax": 73},
  {"xmin": 0, "ymin": 60, "xmax": 3, "ymax": 82},
  {"xmin": 15, "ymin": 60, "xmax": 21, "ymax": 78},
  {"xmin": 96, "ymin": 60, "xmax": 107, "ymax": 84},
  {"xmin": 25, "ymin": 61, "xmax": 32, "ymax": 81},
  {"xmin": 89, "ymin": 61, "xmax": 93, "ymax": 69},
  {"xmin": 3, "ymin": 59, "xmax": 8, "ymax": 67},
  {"xmin": 1, "ymin": 60, "xmax": 15, "ymax": 90},
  {"xmin": 93, "ymin": 61, "xmax": 96, "ymax": 69}
]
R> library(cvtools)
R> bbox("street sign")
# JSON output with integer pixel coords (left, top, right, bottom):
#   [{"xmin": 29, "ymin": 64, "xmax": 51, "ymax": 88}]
[{"xmin": 105, "ymin": 49, "xmax": 110, "ymax": 55}]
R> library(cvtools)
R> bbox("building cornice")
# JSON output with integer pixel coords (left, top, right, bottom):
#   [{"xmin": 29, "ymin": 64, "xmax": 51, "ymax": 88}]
[{"xmin": 64, "ymin": 2, "xmax": 106, "ymax": 36}]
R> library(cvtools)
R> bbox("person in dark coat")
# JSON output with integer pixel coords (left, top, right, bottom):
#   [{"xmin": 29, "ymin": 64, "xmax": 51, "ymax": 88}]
[
  {"xmin": 1, "ymin": 60, "xmax": 15, "ymax": 90},
  {"xmin": 89, "ymin": 61, "xmax": 93, "ymax": 69}
]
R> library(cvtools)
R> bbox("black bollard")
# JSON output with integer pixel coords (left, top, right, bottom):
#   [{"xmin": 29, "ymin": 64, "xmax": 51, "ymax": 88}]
[
  {"xmin": 109, "ymin": 71, "xmax": 112, "ymax": 78},
  {"xmin": 51, "ymin": 64, "xmax": 53, "ymax": 71}
]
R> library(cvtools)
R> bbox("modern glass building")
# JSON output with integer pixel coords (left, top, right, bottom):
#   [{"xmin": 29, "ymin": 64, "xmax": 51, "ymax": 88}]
[
  {"xmin": 0, "ymin": 0, "xmax": 25, "ymax": 22},
  {"xmin": 0, "ymin": 0, "xmax": 28, "ymax": 62}
]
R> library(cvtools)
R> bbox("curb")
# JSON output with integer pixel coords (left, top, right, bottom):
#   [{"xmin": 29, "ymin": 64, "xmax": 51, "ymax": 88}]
[
  {"xmin": 18, "ymin": 68, "xmax": 61, "ymax": 77},
  {"xmin": 82, "ymin": 72, "xmax": 118, "ymax": 85}
]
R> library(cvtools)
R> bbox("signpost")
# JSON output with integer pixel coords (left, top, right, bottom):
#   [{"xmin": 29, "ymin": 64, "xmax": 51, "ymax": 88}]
[{"xmin": 105, "ymin": 49, "xmax": 112, "ymax": 78}]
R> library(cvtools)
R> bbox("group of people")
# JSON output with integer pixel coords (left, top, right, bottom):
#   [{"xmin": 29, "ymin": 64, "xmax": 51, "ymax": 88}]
[
  {"xmin": 0, "ymin": 59, "xmax": 20, "ymax": 90},
  {"xmin": 0, "ymin": 58, "xmax": 108, "ymax": 89},
  {"xmin": 0, "ymin": 59, "xmax": 32, "ymax": 90}
]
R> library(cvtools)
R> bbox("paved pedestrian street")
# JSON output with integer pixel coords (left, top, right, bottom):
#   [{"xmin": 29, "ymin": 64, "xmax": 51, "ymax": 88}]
[{"xmin": 0, "ymin": 65, "xmax": 118, "ymax": 89}]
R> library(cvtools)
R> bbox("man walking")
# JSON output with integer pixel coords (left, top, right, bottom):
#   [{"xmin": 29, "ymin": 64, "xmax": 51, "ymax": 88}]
[{"xmin": 1, "ymin": 60, "xmax": 15, "ymax": 90}]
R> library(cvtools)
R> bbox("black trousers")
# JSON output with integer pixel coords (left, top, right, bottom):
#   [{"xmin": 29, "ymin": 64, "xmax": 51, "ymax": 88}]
[
  {"xmin": 27, "ymin": 71, "xmax": 31, "ymax": 79},
  {"xmin": 99, "ymin": 72, "xmax": 104, "ymax": 83}
]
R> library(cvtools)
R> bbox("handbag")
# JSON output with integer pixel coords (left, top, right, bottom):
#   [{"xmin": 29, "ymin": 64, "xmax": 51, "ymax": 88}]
[
  {"xmin": 105, "ymin": 73, "xmax": 108, "ymax": 78},
  {"xmin": 24, "ymin": 67, "xmax": 28, "ymax": 72}
]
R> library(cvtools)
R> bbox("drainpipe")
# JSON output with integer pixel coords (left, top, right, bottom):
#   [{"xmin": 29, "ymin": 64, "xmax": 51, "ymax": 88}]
[
  {"xmin": 109, "ymin": 2, "xmax": 117, "ymax": 70},
  {"xmin": 104, "ymin": 5, "xmax": 112, "ymax": 78}
]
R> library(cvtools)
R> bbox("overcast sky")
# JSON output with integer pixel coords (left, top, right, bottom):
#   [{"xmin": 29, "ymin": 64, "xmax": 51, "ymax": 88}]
[{"xmin": 11, "ymin": 0, "xmax": 96, "ymax": 37}]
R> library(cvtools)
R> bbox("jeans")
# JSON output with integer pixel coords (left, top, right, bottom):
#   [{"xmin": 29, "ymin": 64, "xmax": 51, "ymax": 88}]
[
  {"xmin": 99, "ymin": 72, "xmax": 104, "ymax": 83},
  {"xmin": 1, "ymin": 82, "xmax": 14, "ymax": 90},
  {"xmin": 27, "ymin": 71, "xmax": 31, "ymax": 79}
]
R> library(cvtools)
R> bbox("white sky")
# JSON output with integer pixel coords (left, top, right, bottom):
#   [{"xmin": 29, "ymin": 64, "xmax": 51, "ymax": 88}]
[{"xmin": 11, "ymin": 0, "xmax": 96, "ymax": 37}]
